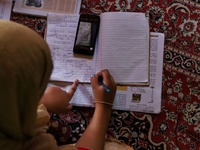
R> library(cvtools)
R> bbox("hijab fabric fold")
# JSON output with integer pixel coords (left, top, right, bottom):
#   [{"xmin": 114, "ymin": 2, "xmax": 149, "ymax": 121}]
[{"xmin": 0, "ymin": 20, "xmax": 56, "ymax": 150}]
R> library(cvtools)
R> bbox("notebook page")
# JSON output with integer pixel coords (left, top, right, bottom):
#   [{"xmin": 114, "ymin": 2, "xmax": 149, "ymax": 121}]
[
  {"xmin": 96, "ymin": 12, "xmax": 149, "ymax": 85},
  {"xmin": 0, "ymin": 0, "xmax": 12, "ymax": 20},
  {"xmin": 46, "ymin": 13, "xmax": 96, "ymax": 82}
]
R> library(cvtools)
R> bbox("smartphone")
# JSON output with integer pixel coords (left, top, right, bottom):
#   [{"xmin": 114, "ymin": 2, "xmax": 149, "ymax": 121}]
[{"xmin": 73, "ymin": 14, "xmax": 100, "ymax": 56}]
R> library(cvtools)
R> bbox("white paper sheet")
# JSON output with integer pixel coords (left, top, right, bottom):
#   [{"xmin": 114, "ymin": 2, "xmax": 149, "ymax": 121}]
[{"xmin": 0, "ymin": 0, "xmax": 12, "ymax": 20}]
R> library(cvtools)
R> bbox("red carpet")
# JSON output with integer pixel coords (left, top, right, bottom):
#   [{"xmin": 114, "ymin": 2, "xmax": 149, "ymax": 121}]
[{"xmin": 11, "ymin": 0, "xmax": 200, "ymax": 149}]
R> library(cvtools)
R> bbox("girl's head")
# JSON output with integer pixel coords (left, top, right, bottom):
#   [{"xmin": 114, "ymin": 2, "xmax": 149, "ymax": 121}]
[{"xmin": 0, "ymin": 20, "xmax": 52, "ymax": 140}]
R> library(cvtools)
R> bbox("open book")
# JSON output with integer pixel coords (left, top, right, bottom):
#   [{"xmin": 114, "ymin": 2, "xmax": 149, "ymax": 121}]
[
  {"xmin": 13, "ymin": 0, "xmax": 81, "ymax": 16},
  {"xmin": 49, "ymin": 32, "xmax": 165, "ymax": 114},
  {"xmin": 46, "ymin": 12, "xmax": 150, "ymax": 86}
]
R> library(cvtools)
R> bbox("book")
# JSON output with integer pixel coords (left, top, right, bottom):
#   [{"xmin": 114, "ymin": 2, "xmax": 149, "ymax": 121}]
[
  {"xmin": 45, "ymin": 12, "xmax": 150, "ymax": 86},
  {"xmin": 13, "ymin": 0, "xmax": 81, "ymax": 17},
  {"xmin": 49, "ymin": 32, "xmax": 165, "ymax": 113}
]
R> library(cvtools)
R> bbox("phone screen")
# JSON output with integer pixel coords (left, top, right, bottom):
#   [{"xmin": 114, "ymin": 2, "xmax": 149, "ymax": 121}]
[
  {"xmin": 75, "ymin": 22, "xmax": 91, "ymax": 47},
  {"xmin": 73, "ymin": 14, "xmax": 100, "ymax": 56}
]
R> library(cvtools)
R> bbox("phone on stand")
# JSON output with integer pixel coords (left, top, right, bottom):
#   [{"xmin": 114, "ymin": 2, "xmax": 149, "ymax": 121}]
[{"xmin": 73, "ymin": 14, "xmax": 100, "ymax": 56}]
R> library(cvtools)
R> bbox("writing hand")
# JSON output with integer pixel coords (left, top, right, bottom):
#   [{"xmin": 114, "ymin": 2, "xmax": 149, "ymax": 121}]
[{"xmin": 90, "ymin": 69, "xmax": 116, "ymax": 108}]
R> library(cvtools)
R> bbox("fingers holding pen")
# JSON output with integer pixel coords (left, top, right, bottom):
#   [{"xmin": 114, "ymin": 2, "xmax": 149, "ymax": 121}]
[
  {"xmin": 90, "ymin": 69, "xmax": 117, "ymax": 107},
  {"xmin": 90, "ymin": 70, "xmax": 109, "ymax": 90},
  {"xmin": 91, "ymin": 70, "xmax": 116, "ymax": 87},
  {"xmin": 97, "ymin": 69, "xmax": 116, "ymax": 91},
  {"xmin": 90, "ymin": 74, "xmax": 99, "ymax": 88}
]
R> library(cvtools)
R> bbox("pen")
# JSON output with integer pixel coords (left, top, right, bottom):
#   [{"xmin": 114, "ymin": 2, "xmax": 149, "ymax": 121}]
[{"xmin": 98, "ymin": 76, "xmax": 111, "ymax": 93}]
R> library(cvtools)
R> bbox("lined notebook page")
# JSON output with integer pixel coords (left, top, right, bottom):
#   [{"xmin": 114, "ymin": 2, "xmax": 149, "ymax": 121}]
[
  {"xmin": 96, "ymin": 12, "xmax": 149, "ymax": 85},
  {"xmin": 46, "ymin": 13, "xmax": 96, "ymax": 82}
]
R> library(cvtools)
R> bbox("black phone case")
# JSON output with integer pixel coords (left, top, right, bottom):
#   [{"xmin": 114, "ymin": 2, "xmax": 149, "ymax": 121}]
[{"xmin": 73, "ymin": 14, "xmax": 100, "ymax": 56}]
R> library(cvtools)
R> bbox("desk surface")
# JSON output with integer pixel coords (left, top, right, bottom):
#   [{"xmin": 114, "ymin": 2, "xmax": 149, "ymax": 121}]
[{"xmin": 10, "ymin": 0, "xmax": 200, "ymax": 149}]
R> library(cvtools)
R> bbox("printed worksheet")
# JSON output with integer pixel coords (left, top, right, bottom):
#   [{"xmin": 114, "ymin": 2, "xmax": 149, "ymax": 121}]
[
  {"xmin": 49, "ymin": 32, "xmax": 165, "ymax": 114},
  {"xmin": 13, "ymin": 0, "xmax": 81, "ymax": 16}
]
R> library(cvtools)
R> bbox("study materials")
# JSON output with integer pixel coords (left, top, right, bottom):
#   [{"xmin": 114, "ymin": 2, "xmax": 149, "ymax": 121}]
[
  {"xmin": 0, "ymin": 0, "xmax": 12, "ymax": 20},
  {"xmin": 49, "ymin": 32, "xmax": 165, "ymax": 114},
  {"xmin": 45, "ymin": 12, "xmax": 150, "ymax": 86},
  {"xmin": 13, "ymin": 0, "xmax": 81, "ymax": 17}
]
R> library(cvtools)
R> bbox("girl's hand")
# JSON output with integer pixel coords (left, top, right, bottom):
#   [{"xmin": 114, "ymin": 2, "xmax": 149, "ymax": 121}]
[
  {"xmin": 40, "ymin": 80, "xmax": 79, "ymax": 114},
  {"xmin": 90, "ymin": 70, "xmax": 116, "ymax": 108}
]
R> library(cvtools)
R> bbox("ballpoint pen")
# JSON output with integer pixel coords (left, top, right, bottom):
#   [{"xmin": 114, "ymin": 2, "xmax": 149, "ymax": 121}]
[{"xmin": 98, "ymin": 76, "xmax": 111, "ymax": 93}]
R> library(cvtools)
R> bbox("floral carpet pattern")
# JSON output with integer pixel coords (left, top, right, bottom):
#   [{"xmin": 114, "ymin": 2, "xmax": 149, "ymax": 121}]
[{"xmin": 10, "ymin": 0, "xmax": 200, "ymax": 149}]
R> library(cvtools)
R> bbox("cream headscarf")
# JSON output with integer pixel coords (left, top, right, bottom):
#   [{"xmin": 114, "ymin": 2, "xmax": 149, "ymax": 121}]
[{"xmin": 0, "ymin": 20, "xmax": 57, "ymax": 150}]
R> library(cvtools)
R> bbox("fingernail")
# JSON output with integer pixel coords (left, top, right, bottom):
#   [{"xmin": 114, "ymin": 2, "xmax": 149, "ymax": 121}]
[{"xmin": 75, "ymin": 79, "xmax": 79, "ymax": 84}]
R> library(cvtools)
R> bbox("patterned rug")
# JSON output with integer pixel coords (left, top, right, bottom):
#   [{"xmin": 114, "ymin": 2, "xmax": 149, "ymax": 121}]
[{"xmin": 10, "ymin": 0, "xmax": 200, "ymax": 149}]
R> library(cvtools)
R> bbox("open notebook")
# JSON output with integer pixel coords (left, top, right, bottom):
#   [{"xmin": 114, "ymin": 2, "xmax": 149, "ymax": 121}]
[{"xmin": 45, "ymin": 12, "xmax": 150, "ymax": 86}]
